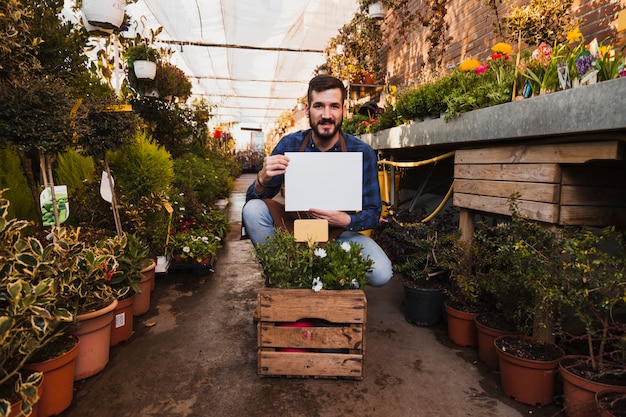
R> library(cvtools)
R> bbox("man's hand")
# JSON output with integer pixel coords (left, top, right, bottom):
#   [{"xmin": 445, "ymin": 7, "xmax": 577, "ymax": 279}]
[
  {"xmin": 258, "ymin": 154, "xmax": 290, "ymax": 184},
  {"xmin": 308, "ymin": 208, "xmax": 351, "ymax": 228}
]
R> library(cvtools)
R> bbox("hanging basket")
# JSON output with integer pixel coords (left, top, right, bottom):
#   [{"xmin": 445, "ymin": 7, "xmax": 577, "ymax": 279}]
[
  {"xmin": 82, "ymin": 0, "xmax": 125, "ymax": 30},
  {"xmin": 368, "ymin": 2, "xmax": 385, "ymax": 19},
  {"xmin": 133, "ymin": 60, "xmax": 158, "ymax": 80},
  {"xmin": 81, "ymin": 11, "xmax": 113, "ymax": 37}
]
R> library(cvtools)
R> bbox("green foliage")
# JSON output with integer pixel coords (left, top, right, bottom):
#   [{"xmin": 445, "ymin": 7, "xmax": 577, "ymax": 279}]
[
  {"xmin": 0, "ymin": 75, "xmax": 77, "ymax": 154},
  {"xmin": 173, "ymin": 152, "xmax": 231, "ymax": 207},
  {"xmin": 108, "ymin": 233, "xmax": 152, "ymax": 298},
  {"xmin": 0, "ymin": 0, "xmax": 42, "ymax": 78},
  {"xmin": 80, "ymin": 94, "xmax": 140, "ymax": 160},
  {"xmin": 0, "ymin": 146, "xmax": 35, "ymax": 220},
  {"xmin": 55, "ymin": 148, "xmax": 95, "ymax": 191},
  {"xmin": 0, "ymin": 191, "xmax": 71, "ymax": 411},
  {"xmin": 107, "ymin": 130, "xmax": 174, "ymax": 204},
  {"xmin": 341, "ymin": 114, "xmax": 369, "ymax": 135},
  {"xmin": 503, "ymin": 0, "xmax": 580, "ymax": 46},
  {"xmin": 124, "ymin": 44, "xmax": 160, "ymax": 64},
  {"xmin": 168, "ymin": 231, "xmax": 221, "ymax": 263},
  {"xmin": 255, "ymin": 230, "xmax": 372, "ymax": 290},
  {"xmin": 561, "ymin": 226, "xmax": 626, "ymax": 371}
]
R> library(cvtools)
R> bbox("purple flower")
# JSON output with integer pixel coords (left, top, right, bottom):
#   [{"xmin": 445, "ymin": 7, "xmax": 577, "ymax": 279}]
[{"xmin": 576, "ymin": 55, "xmax": 594, "ymax": 77}]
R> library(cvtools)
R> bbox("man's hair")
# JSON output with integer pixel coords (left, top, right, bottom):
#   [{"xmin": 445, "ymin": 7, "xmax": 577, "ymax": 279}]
[{"xmin": 307, "ymin": 74, "xmax": 346, "ymax": 104}]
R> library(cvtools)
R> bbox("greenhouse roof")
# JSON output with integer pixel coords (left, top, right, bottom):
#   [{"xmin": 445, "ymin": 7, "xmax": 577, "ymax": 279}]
[{"xmin": 116, "ymin": 0, "xmax": 359, "ymax": 129}]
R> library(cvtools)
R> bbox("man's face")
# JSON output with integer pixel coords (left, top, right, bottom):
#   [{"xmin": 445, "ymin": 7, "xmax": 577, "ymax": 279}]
[{"xmin": 307, "ymin": 88, "xmax": 344, "ymax": 142}]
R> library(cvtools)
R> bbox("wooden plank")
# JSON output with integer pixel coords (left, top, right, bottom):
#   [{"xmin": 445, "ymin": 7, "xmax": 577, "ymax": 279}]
[
  {"xmin": 561, "ymin": 185, "xmax": 626, "ymax": 206},
  {"xmin": 454, "ymin": 179, "xmax": 560, "ymax": 203},
  {"xmin": 455, "ymin": 141, "xmax": 622, "ymax": 165},
  {"xmin": 258, "ymin": 351, "xmax": 363, "ymax": 379},
  {"xmin": 559, "ymin": 206, "xmax": 626, "ymax": 226},
  {"xmin": 454, "ymin": 163, "xmax": 561, "ymax": 183},
  {"xmin": 258, "ymin": 324, "xmax": 364, "ymax": 350},
  {"xmin": 453, "ymin": 193, "xmax": 559, "ymax": 223},
  {"xmin": 257, "ymin": 289, "xmax": 366, "ymax": 323},
  {"xmin": 561, "ymin": 165, "xmax": 626, "ymax": 186}
]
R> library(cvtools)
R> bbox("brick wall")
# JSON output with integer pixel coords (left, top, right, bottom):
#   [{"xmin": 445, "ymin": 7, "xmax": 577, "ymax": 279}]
[{"xmin": 381, "ymin": 0, "xmax": 626, "ymax": 87}]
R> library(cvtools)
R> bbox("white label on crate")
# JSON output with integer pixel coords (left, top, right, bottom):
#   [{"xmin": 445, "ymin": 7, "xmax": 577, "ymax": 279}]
[{"xmin": 115, "ymin": 312, "xmax": 126, "ymax": 329}]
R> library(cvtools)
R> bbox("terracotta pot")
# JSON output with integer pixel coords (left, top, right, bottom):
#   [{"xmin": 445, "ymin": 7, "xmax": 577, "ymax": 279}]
[
  {"xmin": 474, "ymin": 314, "xmax": 520, "ymax": 369},
  {"xmin": 134, "ymin": 261, "xmax": 155, "ymax": 316},
  {"xmin": 495, "ymin": 335, "xmax": 564, "ymax": 406},
  {"xmin": 110, "ymin": 294, "xmax": 135, "ymax": 346},
  {"xmin": 560, "ymin": 355, "xmax": 626, "ymax": 417},
  {"xmin": 444, "ymin": 301, "xmax": 480, "ymax": 347},
  {"xmin": 25, "ymin": 336, "xmax": 79, "ymax": 417},
  {"xmin": 142, "ymin": 259, "xmax": 156, "ymax": 292},
  {"xmin": 596, "ymin": 389, "xmax": 626, "ymax": 417},
  {"xmin": 6, "ymin": 371, "xmax": 43, "ymax": 417},
  {"xmin": 403, "ymin": 284, "xmax": 445, "ymax": 326},
  {"xmin": 81, "ymin": 0, "xmax": 125, "ymax": 29},
  {"xmin": 72, "ymin": 298, "xmax": 118, "ymax": 380}
]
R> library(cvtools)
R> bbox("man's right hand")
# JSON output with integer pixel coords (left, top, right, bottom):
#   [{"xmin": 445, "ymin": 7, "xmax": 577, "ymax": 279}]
[{"xmin": 259, "ymin": 154, "xmax": 290, "ymax": 184}]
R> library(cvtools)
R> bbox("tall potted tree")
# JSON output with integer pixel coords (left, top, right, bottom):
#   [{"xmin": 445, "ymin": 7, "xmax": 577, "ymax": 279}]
[{"xmin": 558, "ymin": 226, "xmax": 626, "ymax": 417}]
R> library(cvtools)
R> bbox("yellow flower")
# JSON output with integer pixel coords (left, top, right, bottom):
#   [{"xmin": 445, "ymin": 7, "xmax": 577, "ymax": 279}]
[
  {"xmin": 491, "ymin": 42, "xmax": 513, "ymax": 55},
  {"xmin": 459, "ymin": 59, "xmax": 481, "ymax": 71},
  {"xmin": 567, "ymin": 28, "xmax": 582, "ymax": 43}
]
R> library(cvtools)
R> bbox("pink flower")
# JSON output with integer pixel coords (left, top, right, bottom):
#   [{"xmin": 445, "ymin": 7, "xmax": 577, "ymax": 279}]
[{"xmin": 475, "ymin": 64, "xmax": 489, "ymax": 75}]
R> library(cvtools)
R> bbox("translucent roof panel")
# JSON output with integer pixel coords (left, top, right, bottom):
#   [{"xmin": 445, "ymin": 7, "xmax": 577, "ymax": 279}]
[{"xmin": 124, "ymin": 0, "xmax": 359, "ymax": 128}]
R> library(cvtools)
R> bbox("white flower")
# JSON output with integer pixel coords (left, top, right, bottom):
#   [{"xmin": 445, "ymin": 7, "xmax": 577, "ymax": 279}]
[
  {"xmin": 351, "ymin": 278, "xmax": 360, "ymax": 289},
  {"xmin": 312, "ymin": 277, "xmax": 323, "ymax": 292},
  {"xmin": 341, "ymin": 242, "xmax": 351, "ymax": 252},
  {"xmin": 215, "ymin": 236, "xmax": 221, "ymax": 241},
  {"xmin": 201, "ymin": 236, "xmax": 210, "ymax": 243},
  {"xmin": 182, "ymin": 246, "xmax": 190, "ymax": 253},
  {"xmin": 314, "ymin": 248, "xmax": 327, "ymax": 258}
]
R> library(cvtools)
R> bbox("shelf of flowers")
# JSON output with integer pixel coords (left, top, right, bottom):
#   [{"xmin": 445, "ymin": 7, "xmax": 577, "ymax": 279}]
[{"xmin": 254, "ymin": 232, "xmax": 371, "ymax": 379}]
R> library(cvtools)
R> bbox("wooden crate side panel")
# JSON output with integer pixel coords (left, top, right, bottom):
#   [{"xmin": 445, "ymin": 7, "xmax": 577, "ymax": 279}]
[
  {"xmin": 454, "ymin": 179, "xmax": 560, "ymax": 203},
  {"xmin": 561, "ymin": 185, "xmax": 626, "ymax": 207},
  {"xmin": 453, "ymin": 193, "xmax": 559, "ymax": 223},
  {"xmin": 258, "ymin": 351, "xmax": 363, "ymax": 379},
  {"xmin": 258, "ymin": 289, "xmax": 366, "ymax": 323},
  {"xmin": 258, "ymin": 324, "xmax": 364, "ymax": 350},
  {"xmin": 455, "ymin": 141, "xmax": 622, "ymax": 165},
  {"xmin": 561, "ymin": 164, "xmax": 626, "ymax": 186},
  {"xmin": 454, "ymin": 163, "xmax": 561, "ymax": 183},
  {"xmin": 559, "ymin": 206, "xmax": 626, "ymax": 226}
]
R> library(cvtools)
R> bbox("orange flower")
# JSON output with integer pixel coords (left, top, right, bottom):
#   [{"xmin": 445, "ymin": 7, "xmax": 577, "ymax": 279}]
[
  {"xmin": 492, "ymin": 42, "xmax": 513, "ymax": 55},
  {"xmin": 460, "ymin": 59, "xmax": 481, "ymax": 71}
]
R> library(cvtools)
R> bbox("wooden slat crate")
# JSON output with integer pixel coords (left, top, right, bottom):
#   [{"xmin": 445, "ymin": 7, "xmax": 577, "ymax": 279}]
[
  {"xmin": 257, "ymin": 288, "xmax": 366, "ymax": 379},
  {"xmin": 454, "ymin": 140, "xmax": 626, "ymax": 226}
]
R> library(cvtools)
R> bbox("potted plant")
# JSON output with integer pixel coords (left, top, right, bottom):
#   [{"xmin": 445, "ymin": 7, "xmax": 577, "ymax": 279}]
[
  {"xmin": 107, "ymin": 233, "xmax": 153, "ymax": 342},
  {"xmin": 489, "ymin": 201, "xmax": 567, "ymax": 406},
  {"xmin": 558, "ymin": 225, "xmax": 626, "ymax": 417},
  {"xmin": 439, "ymin": 231, "xmax": 488, "ymax": 347},
  {"xmin": 124, "ymin": 43, "xmax": 160, "ymax": 80},
  {"xmin": 168, "ymin": 231, "xmax": 221, "ymax": 266},
  {"xmin": 373, "ymin": 208, "xmax": 455, "ymax": 326},
  {"xmin": 80, "ymin": 0, "xmax": 126, "ymax": 30},
  {"xmin": 154, "ymin": 62, "xmax": 192, "ymax": 102},
  {"xmin": 0, "ymin": 192, "xmax": 72, "ymax": 417}
]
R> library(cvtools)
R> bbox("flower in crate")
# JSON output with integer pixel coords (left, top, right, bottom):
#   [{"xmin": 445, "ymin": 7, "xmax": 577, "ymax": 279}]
[{"xmin": 254, "ymin": 229, "xmax": 373, "ymax": 291}]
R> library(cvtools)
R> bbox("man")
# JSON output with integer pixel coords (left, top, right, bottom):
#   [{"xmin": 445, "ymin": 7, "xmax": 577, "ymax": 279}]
[{"xmin": 242, "ymin": 74, "xmax": 392, "ymax": 287}]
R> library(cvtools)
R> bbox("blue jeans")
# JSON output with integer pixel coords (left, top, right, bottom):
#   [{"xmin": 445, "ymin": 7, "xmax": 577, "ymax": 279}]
[{"xmin": 242, "ymin": 199, "xmax": 393, "ymax": 287}]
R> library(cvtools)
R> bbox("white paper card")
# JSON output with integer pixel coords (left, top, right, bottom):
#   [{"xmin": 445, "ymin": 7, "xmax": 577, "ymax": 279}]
[{"xmin": 284, "ymin": 152, "xmax": 362, "ymax": 212}]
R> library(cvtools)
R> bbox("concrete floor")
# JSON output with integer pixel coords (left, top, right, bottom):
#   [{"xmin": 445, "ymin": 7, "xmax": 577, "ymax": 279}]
[{"xmin": 60, "ymin": 173, "xmax": 563, "ymax": 417}]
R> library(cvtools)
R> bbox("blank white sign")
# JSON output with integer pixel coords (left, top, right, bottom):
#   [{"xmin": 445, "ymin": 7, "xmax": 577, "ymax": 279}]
[{"xmin": 284, "ymin": 152, "xmax": 363, "ymax": 212}]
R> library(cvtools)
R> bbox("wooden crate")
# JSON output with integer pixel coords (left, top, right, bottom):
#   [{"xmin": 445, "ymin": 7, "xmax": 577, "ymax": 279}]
[
  {"xmin": 257, "ymin": 288, "xmax": 366, "ymax": 379},
  {"xmin": 454, "ymin": 140, "xmax": 626, "ymax": 226}
]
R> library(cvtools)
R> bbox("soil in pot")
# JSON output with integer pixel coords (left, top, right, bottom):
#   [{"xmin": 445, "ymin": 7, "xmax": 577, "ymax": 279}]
[
  {"xmin": 475, "ymin": 313, "xmax": 520, "ymax": 369},
  {"xmin": 596, "ymin": 390, "xmax": 626, "ymax": 417}
]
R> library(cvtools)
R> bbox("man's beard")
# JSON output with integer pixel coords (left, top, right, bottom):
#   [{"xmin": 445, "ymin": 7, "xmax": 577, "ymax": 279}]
[{"xmin": 309, "ymin": 114, "xmax": 343, "ymax": 142}]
